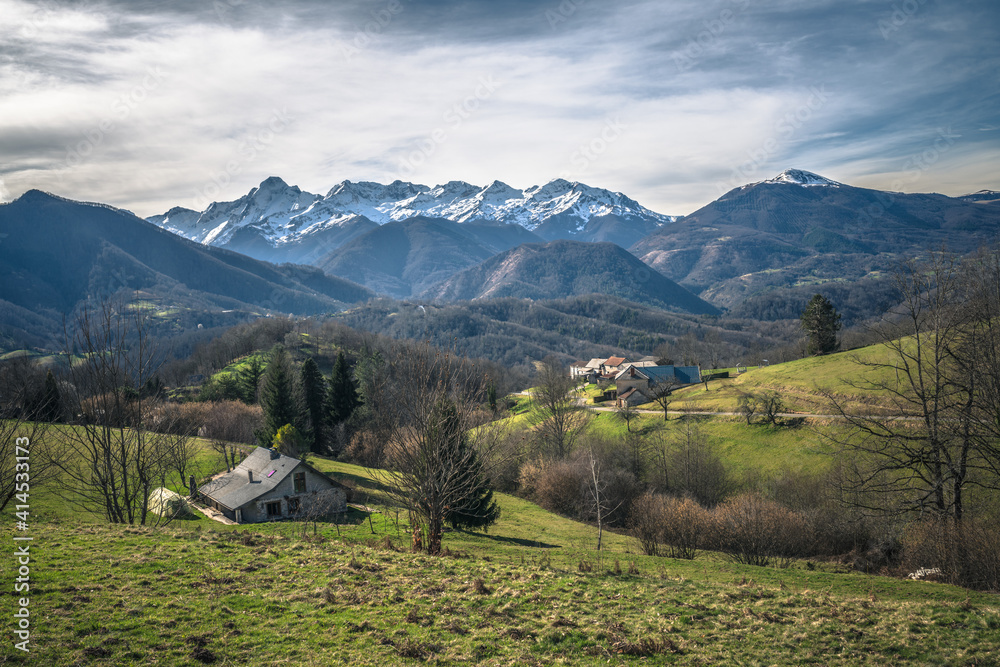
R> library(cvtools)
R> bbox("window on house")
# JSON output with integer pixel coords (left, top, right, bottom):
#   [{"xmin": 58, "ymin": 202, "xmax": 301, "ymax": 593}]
[
  {"xmin": 266, "ymin": 501, "xmax": 282, "ymax": 517},
  {"xmin": 288, "ymin": 497, "xmax": 300, "ymax": 514},
  {"xmin": 294, "ymin": 472, "xmax": 306, "ymax": 493}
]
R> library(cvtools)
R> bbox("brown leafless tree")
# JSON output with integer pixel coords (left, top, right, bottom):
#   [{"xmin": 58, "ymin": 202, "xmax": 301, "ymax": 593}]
[
  {"xmin": 825, "ymin": 253, "xmax": 1000, "ymax": 529},
  {"xmin": 49, "ymin": 297, "xmax": 194, "ymax": 526},
  {"xmin": 531, "ymin": 356, "xmax": 589, "ymax": 459},
  {"xmin": 0, "ymin": 358, "xmax": 55, "ymax": 512}
]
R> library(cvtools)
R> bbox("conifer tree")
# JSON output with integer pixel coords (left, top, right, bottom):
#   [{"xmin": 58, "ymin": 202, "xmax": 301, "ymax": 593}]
[
  {"xmin": 258, "ymin": 345, "xmax": 302, "ymax": 447},
  {"xmin": 326, "ymin": 350, "xmax": 361, "ymax": 426},
  {"xmin": 238, "ymin": 355, "xmax": 266, "ymax": 404},
  {"xmin": 299, "ymin": 357, "xmax": 326, "ymax": 453},
  {"xmin": 800, "ymin": 294, "xmax": 842, "ymax": 356}
]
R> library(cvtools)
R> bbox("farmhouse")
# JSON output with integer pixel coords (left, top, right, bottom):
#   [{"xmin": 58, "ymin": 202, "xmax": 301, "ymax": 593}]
[
  {"xmin": 614, "ymin": 364, "xmax": 701, "ymax": 406},
  {"xmin": 198, "ymin": 447, "xmax": 348, "ymax": 524}
]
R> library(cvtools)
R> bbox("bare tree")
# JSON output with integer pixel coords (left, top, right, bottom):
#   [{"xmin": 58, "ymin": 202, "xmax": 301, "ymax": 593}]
[
  {"xmin": 649, "ymin": 377, "xmax": 682, "ymax": 421},
  {"xmin": 374, "ymin": 344, "xmax": 508, "ymax": 555},
  {"xmin": 660, "ymin": 420, "xmax": 730, "ymax": 507},
  {"xmin": 584, "ymin": 447, "xmax": 624, "ymax": 552},
  {"xmin": 50, "ymin": 298, "xmax": 193, "ymax": 526},
  {"xmin": 0, "ymin": 358, "xmax": 55, "ymax": 512},
  {"xmin": 825, "ymin": 253, "xmax": 1000, "ymax": 528},
  {"xmin": 736, "ymin": 391, "xmax": 759, "ymax": 425},
  {"xmin": 531, "ymin": 356, "xmax": 589, "ymax": 459},
  {"xmin": 758, "ymin": 390, "xmax": 785, "ymax": 426},
  {"xmin": 614, "ymin": 399, "xmax": 640, "ymax": 433}
]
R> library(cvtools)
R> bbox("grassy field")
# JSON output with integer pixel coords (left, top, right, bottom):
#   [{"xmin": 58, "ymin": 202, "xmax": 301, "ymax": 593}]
[
  {"xmin": 647, "ymin": 342, "xmax": 905, "ymax": 415},
  {"xmin": 7, "ymin": 437, "xmax": 1000, "ymax": 666}
]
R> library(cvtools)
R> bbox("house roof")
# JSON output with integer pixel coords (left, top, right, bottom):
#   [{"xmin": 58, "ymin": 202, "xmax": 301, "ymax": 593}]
[
  {"xmin": 605, "ymin": 356, "xmax": 627, "ymax": 367},
  {"xmin": 638, "ymin": 356, "xmax": 659, "ymax": 363},
  {"xmin": 585, "ymin": 357, "xmax": 607, "ymax": 369},
  {"xmin": 199, "ymin": 447, "xmax": 305, "ymax": 511},
  {"xmin": 618, "ymin": 387, "xmax": 640, "ymax": 400}
]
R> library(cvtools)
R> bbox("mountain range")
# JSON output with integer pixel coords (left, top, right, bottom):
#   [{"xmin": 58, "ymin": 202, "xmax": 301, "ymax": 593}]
[
  {"xmin": 4, "ymin": 168, "xmax": 999, "ymax": 354},
  {"xmin": 631, "ymin": 169, "xmax": 1000, "ymax": 312},
  {"xmin": 148, "ymin": 176, "xmax": 676, "ymax": 264},
  {"xmin": 0, "ymin": 190, "xmax": 375, "ymax": 348}
]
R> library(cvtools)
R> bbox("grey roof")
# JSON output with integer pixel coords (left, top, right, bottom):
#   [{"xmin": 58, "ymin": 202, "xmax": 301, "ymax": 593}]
[
  {"xmin": 199, "ymin": 447, "xmax": 303, "ymax": 511},
  {"xmin": 615, "ymin": 364, "xmax": 701, "ymax": 385}
]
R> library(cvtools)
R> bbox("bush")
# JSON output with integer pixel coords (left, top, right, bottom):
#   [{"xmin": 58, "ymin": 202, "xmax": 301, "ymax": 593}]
[
  {"xmin": 899, "ymin": 518, "xmax": 1000, "ymax": 591},
  {"xmin": 714, "ymin": 492, "xmax": 808, "ymax": 567},
  {"xmin": 201, "ymin": 401, "xmax": 262, "ymax": 445},
  {"xmin": 629, "ymin": 493, "xmax": 711, "ymax": 560},
  {"xmin": 660, "ymin": 496, "xmax": 712, "ymax": 560},
  {"xmin": 629, "ymin": 493, "xmax": 666, "ymax": 556}
]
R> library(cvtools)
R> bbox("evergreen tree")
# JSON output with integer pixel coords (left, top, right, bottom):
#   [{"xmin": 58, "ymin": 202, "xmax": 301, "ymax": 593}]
[
  {"xmin": 238, "ymin": 355, "xmax": 266, "ymax": 404},
  {"xmin": 486, "ymin": 380, "xmax": 498, "ymax": 414},
  {"xmin": 41, "ymin": 369, "xmax": 62, "ymax": 422},
  {"xmin": 258, "ymin": 345, "xmax": 302, "ymax": 446},
  {"xmin": 326, "ymin": 350, "xmax": 361, "ymax": 426},
  {"xmin": 432, "ymin": 399, "xmax": 501, "ymax": 532},
  {"xmin": 800, "ymin": 294, "xmax": 842, "ymax": 356},
  {"xmin": 299, "ymin": 357, "xmax": 326, "ymax": 453}
]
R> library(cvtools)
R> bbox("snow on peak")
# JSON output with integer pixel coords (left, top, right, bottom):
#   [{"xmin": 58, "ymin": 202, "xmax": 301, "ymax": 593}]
[
  {"xmin": 148, "ymin": 177, "xmax": 675, "ymax": 246},
  {"xmin": 767, "ymin": 169, "xmax": 840, "ymax": 187}
]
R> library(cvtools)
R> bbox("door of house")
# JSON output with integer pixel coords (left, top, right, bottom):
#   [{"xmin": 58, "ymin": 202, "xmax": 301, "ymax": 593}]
[{"xmin": 235, "ymin": 509, "xmax": 243, "ymax": 523}]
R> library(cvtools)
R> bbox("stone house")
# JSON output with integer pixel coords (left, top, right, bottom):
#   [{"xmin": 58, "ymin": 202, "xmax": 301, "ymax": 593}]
[
  {"xmin": 614, "ymin": 364, "xmax": 701, "ymax": 407},
  {"xmin": 198, "ymin": 447, "xmax": 348, "ymax": 524}
]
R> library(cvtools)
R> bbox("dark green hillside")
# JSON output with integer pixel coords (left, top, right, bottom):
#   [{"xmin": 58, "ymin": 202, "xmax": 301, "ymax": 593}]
[
  {"xmin": 632, "ymin": 178, "xmax": 1000, "ymax": 309},
  {"xmin": 422, "ymin": 240, "xmax": 719, "ymax": 315},
  {"xmin": 0, "ymin": 191, "xmax": 375, "ymax": 347},
  {"xmin": 317, "ymin": 216, "xmax": 541, "ymax": 298}
]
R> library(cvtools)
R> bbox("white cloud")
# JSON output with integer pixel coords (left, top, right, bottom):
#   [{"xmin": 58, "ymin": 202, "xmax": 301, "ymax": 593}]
[{"xmin": 0, "ymin": 0, "xmax": 997, "ymax": 217}]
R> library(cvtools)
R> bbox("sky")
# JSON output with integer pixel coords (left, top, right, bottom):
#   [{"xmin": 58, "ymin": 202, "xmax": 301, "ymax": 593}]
[{"xmin": 1, "ymin": 0, "xmax": 998, "ymax": 218}]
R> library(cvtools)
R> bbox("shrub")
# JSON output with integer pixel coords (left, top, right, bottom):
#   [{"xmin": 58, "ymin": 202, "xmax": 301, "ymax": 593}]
[
  {"xmin": 660, "ymin": 496, "xmax": 712, "ymax": 560},
  {"xmin": 714, "ymin": 492, "xmax": 808, "ymax": 567},
  {"xmin": 899, "ymin": 518, "xmax": 1000, "ymax": 591},
  {"xmin": 629, "ymin": 493, "xmax": 667, "ymax": 556}
]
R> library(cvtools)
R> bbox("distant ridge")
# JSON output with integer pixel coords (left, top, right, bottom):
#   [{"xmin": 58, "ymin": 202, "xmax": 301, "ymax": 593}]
[{"xmin": 421, "ymin": 239, "xmax": 720, "ymax": 315}]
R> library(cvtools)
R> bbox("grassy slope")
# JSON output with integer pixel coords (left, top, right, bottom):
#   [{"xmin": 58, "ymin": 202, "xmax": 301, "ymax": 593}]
[
  {"xmin": 661, "ymin": 341, "xmax": 901, "ymax": 415},
  {"xmin": 9, "ymin": 438, "xmax": 1000, "ymax": 666}
]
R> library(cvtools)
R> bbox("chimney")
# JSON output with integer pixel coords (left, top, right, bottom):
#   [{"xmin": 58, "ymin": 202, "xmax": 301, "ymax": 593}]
[{"xmin": 248, "ymin": 470, "xmax": 254, "ymax": 483}]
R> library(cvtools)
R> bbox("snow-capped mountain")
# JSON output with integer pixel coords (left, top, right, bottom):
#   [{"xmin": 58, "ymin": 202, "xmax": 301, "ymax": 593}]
[
  {"xmin": 763, "ymin": 168, "xmax": 841, "ymax": 187},
  {"xmin": 147, "ymin": 176, "xmax": 677, "ymax": 264}
]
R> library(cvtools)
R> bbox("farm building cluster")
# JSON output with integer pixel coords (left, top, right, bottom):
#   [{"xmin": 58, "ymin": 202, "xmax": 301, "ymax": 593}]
[{"xmin": 570, "ymin": 356, "xmax": 701, "ymax": 407}]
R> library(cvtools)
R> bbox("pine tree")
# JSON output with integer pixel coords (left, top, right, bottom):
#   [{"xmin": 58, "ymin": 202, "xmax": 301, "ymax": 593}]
[
  {"xmin": 238, "ymin": 355, "xmax": 266, "ymax": 404},
  {"xmin": 326, "ymin": 350, "xmax": 361, "ymax": 426},
  {"xmin": 258, "ymin": 345, "xmax": 302, "ymax": 447},
  {"xmin": 432, "ymin": 399, "xmax": 502, "ymax": 532},
  {"xmin": 800, "ymin": 294, "xmax": 842, "ymax": 356},
  {"xmin": 299, "ymin": 357, "xmax": 326, "ymax": 453}
]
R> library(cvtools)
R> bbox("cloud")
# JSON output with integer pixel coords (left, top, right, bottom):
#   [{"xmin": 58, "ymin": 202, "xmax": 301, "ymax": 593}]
[{"xmin": 0, "ymin": 0, "xmax": 997, "ymax": 217}]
